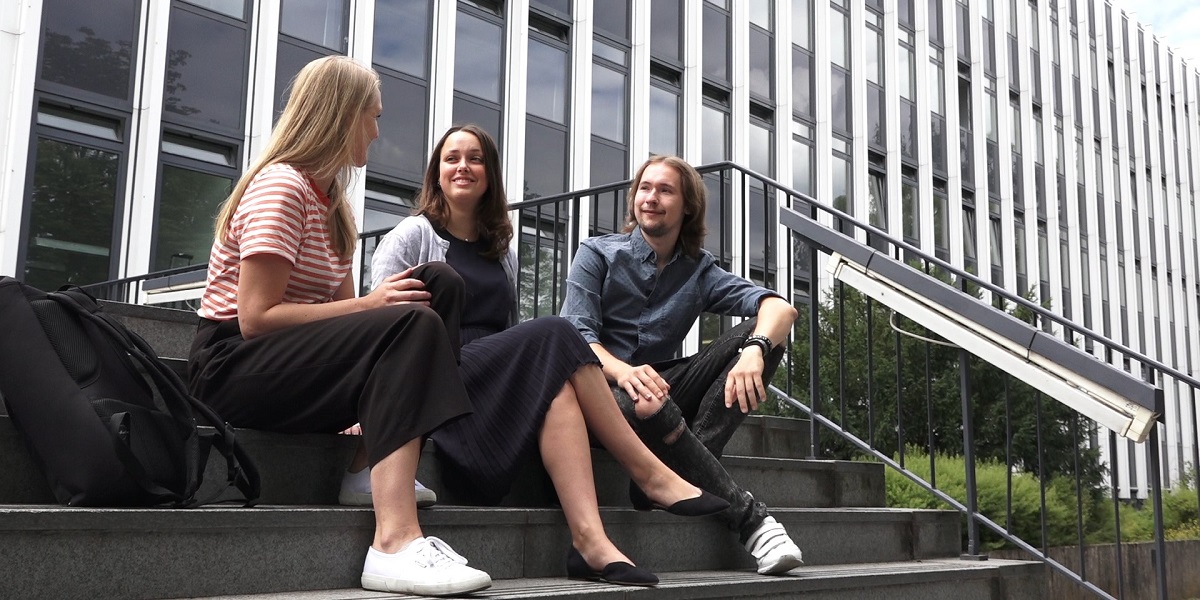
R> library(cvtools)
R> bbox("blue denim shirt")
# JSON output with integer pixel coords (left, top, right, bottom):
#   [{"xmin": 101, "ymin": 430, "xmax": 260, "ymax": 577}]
[{"xmin": 561, "ymin": 228, "xmax": 780, "ymax": 365}]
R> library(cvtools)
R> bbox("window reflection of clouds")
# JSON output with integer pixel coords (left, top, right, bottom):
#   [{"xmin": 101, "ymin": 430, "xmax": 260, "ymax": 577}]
[
  {"xmin": 591, "ymin": 64, "xmax": 625, "ymax": 143},
  {"xmin": 454, "ymin": 12, "xmax": 502, "ymax": 102},
  {"xmin": 527, "ymin": 39, "xmax": 567, "ymax": 124},
  {"xmin": 373, "ymin": 0, "xmax": 429, "ymax": 78},
  {"xmin": 649, "ymin": 86, "xmax": 678, "ymax": 156},
  {"xmin": 280, "ymin": 0, "xmax": 346, "ymax": 51}
]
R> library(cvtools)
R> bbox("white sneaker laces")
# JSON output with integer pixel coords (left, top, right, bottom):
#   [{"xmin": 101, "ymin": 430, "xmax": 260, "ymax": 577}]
[{"xmin": 422, "ymin": 536, "xmax": 470, "ymax": 568}]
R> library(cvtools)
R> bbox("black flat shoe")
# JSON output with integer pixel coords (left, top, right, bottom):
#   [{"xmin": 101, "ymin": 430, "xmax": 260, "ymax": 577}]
[
  {"xmin": 566, "ymin": 546, "xmax": 658, "ymax": 586},
  {"xmin": 629, "ymin": 481, "xmax": 730, "ymax": 517}
]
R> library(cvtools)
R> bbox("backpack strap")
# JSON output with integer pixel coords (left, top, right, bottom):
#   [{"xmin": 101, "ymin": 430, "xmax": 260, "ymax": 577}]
[{"xmin": 51, "ymin": 289, "xmax": 261, "ymax": 507}]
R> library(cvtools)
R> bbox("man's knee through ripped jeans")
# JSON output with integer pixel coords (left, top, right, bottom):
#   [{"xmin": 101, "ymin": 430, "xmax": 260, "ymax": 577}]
[{"xmin": 612, "ymin": 384, "xmax": 769, "ymax": 542}]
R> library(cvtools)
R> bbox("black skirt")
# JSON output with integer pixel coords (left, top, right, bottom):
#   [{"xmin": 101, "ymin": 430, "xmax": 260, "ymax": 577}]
[{"xmin": 431, "ymin": 316, "xmax": 599, "ymax": 504}]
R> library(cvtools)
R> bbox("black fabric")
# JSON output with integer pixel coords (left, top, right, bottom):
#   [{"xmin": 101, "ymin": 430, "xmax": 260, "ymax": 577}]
[
  {"xmin": 188, "ymin": 261, "xmax": 473, "ymax": 468},
  {"xmin": 0, "ymin": 277, "xmax": 260, "ymax": 507},
  {"xmin": 432, "ymin": 316, "xmax": 598, "ymax": 504},
  {"xmin": 439, "ymin": 229, "xmax": 511, "ymax": 340}
]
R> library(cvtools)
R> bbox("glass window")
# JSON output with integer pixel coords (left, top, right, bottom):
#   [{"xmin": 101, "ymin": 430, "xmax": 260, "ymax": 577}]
[
  {"xmin": 831, "ymin": 69, "xmax": 849, "ymax": 134},
  {"xmin": 650, "ymin": 0, "xmax": 681, "ymax": 62},
  {"xmin": 792, "ymin": 48, "xmax": 812, "ymax": 117},
  {"xmin": 903, "ymin": 180, "xmax": 919, "ymax": 241},
  {"xmin": 866, "ymin": 29, "xmax": 882, "ymax": 86},
  {"xmin": 164, "ymin": 6, "xmax": 249, "ymax": 132},
  {"xmin": 832, "ymin": 155, "xmax": 851, "ymax": 215},
  {"xmin": 24, "ymin": 137, "xmax": 122, "ymax": 290},
  {"xmin": 454, "ymin": 11, "xmax": 503, "ymax": 103},
  {"xmin": 900, "ymin": 101, "xmax": 917, "ymax": 160},
  {"xmin": 749, "ymin": 0, "xmax": 771, "ymax": 29},
  {"xmin": 40, "ymin": 0, "xmax": 140, "ymax": 101},
  {"xmin": 792, "ymin": 135, "xmax": 812, "ymax": 195},
  {"xmin": 371, "ymin": 74, "xmax": 429, "ymax": 180},
  {"xmin": 591, "ymin": 63, "xmax": 627, "ymax": 143},
  {"xmin": 749, "ymin": 27, "xmax": 773, "ymax": 99},
  {"xmin": 792, "ymin": 0, "xmax": 811, "ymax": 50},
  {"xmin": 279, "ymin": 0, "xmax": 346, "ymax": 52},
  {"xmin": 703, "ymin": 3, "xmax": 730, "ymax": 82},
  {"xmin": 899, "ymin": 46, "xmax": 915, "ymax": 100},
  {"xmin": 868, "ymin": 85, "xmax": 885, "ymax": 147},
  {"xmin": 749, "ymin": 120, "xmax": 772, "ymax": 176},
  {"xmin": 528, "ymin": 38, "xmax": 569, "ymax": 124},
  {"xmin": 702, "ymin": 105, "xmax": 728, "ymax": 164},
  {"xmin": 649, "ymin": 84, "xmax": 680, "ymax": 156},
  {"xmin": 525, "ymin": 119, "xmax": 568, "ymax": 199},
  {"xmin": 532, "ymin": 0, "xmax": 571, "ymax": 17},
  {"xmin": 373, "ymin": 0, "xmax": 431, "ymax": 78},
  {"xmin": 181, "ymin": 0, "xmax": 244, "ymax": 19},
  {"xmin": 830, "ymin": 9, "xmax": 848, "ymax": 69},
  {"xmin": 593, "ymin": 0, "xmax": 629, "ymax": 39},
  {"xmin": 153, "ymin": 165, "xmax": 230, "ymax": 271},
  {"xmin": 452, "ymin": 96, "xmax": 501, "ymax": 142},
  {"xmin": 590, "ymin": 140, "xmax": 627, "ymax": 185}
]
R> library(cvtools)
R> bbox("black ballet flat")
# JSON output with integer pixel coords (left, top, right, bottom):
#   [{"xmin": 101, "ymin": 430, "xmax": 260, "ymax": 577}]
[
  {"xmin": 629, "ymin": 481, "xmax": 730, "ymax": 516},
  {"xmin": 566, "ymin": 546, "xmax": 658, "ymax": 587}
]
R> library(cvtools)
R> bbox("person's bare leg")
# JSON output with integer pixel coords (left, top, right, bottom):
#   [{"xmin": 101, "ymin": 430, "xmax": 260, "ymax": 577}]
[
  {"xmin": 568, "ymin": 364, "xmax": 701, "ymax": 509},
  {"xmin": 540, "ymin": 384, "xmax": 632, "ymax": 569},
  {"xmin": 370, "ymin": 438, "xmax": 423, "ymax": 552}
]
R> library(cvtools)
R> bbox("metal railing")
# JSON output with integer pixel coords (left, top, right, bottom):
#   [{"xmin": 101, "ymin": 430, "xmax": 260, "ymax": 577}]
[{"xmin": 80, "ymin": 162, "xmax": 1198, "ymax": 599}]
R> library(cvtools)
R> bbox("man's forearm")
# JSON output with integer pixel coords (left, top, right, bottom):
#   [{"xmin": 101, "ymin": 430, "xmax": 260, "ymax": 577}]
[{"xmin": 753, "ymin": 297, "xmax": 799, "ymax": 348}]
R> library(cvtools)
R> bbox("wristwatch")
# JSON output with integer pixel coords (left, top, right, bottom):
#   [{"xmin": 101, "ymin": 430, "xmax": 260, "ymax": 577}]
[{"xmin": 740, "ymin": 334, "xmax": 772, "ymax": 355}]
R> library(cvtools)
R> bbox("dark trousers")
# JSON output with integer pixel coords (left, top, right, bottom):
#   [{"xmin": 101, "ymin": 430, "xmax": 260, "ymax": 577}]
[
  {"xmin": 188, "ymin": 262, "xmax": 473, "ymax": 467},
  {"xmin": 614, "ymin": 318, "xmax": 785, "ymax": 542}
]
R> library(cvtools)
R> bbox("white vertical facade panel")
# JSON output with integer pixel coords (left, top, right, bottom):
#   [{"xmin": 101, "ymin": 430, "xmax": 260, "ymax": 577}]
[{"xmin": 0, "ymin": 0, "xmax": 44, "ymax": 276}]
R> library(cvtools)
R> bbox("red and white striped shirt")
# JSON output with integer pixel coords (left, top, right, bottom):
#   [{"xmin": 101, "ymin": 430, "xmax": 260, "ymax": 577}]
[{"xmin": 198, "ymin": 164, "xmax": 351, "ymax": 321}]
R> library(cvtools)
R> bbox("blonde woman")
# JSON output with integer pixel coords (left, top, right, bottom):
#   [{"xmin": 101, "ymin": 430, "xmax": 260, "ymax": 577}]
[{"xmin": 187, "ymin": 56, "xmax": 490, "ymax": 596}]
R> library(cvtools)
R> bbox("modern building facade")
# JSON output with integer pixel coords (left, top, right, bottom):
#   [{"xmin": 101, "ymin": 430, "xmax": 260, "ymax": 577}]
[{"xmin": 1, "ymin": 0, "xmax": 1198, "ymax": 498}]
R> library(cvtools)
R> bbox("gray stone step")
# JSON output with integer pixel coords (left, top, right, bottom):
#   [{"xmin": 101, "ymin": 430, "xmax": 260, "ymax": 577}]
[
  {"xmin": 0, "ymin": 504, "xmax": 969, "ymax": 600},
  {"xmin": 100, "ymin": 299, "xmax": 199, "ymax": 360},
  {"xmin": 1, "ymin": 414, "xmax": 840, "ymax": 508},
  {"xmin": 179, "ymin": 560, "xmax": 1045, "ymax": 600}
]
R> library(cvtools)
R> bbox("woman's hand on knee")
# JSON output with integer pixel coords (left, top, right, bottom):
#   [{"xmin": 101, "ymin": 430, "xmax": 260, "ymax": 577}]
[{"xmin": 369, "ymin": 267, "xmax": 432, "ymax": 307}]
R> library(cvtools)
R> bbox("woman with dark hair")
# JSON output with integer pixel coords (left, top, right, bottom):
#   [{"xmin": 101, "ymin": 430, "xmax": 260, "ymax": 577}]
[
  {"xmin": 188, "ymin": 57, "xmax": 490, "ymax": 596},
  {"xmin": 369, "ymin": 125, "xmax": 728, "ymax": 586}
]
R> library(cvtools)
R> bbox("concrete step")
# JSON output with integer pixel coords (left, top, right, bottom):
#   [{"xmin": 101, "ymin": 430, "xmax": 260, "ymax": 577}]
[
  {"xmin": 1, "ymin": 414, "xmax": 841, "ymax": 508},
  {"xmin": 180, "ymin": 560, "xmax": 1046, "ymax": 600},
  {"xmin": 100, "ymin": 299, "xmax": 198, "ymax": 360},
  {"xmin": 0, "ymin": 504, "xmax": 968, "ymax": 600}
]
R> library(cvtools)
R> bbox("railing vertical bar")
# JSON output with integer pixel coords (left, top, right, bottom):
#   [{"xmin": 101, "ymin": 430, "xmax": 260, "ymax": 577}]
[
  {"xmin": 866, "ymin": 296, "xmax": 875, "ymax": 458},
  {"xmin": 839, "ymin": 281, "xmax": 848, "ymax": 430},
  {"xmin": 1036, "ymin": 391, "xmax": 1050, "ymax": 555},
  {"xmin": 1147, "ymin": 426, "xmax": 1169, "ymax": 600},
  {"xmin": 1005, "ymin": 376, "xmax": 1014, "ymax": 534},
  {"xmin": 807, "ymin": 246, "xmax": 821, "ymax": 461},
  {"xmin": 897, "ymin": 316, "xmax": 902, "ymax": 465},
  {"xmin": 1192, "ymin": 386, "xmax": 1200, "ymax": 523},
  {"xmin": 1109, "ymin": 431, "xmax": 1126, "ymax": 600},
  {"xmin": 959, "ymin": 347, "xmax": 982, "ymax": 557},
  {"xmin": 533, "ymin": 206, "xmax": 544, "ymax": 318},
  {"xmin": 1072, "ymin": 413, "xmax": 1087, "ymax": 582}
]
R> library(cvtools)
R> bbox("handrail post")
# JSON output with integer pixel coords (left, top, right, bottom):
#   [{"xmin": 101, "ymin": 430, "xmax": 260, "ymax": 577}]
[
  {"xmin": 807, "ymin": 203, "xmax": 820, "ymax": 461},
  {"xmin": 1147, "ymin": 426, "xmax": 1169, "ymax": 600},
  {"xmin": 959, "ymin": 347, "xmax": 986, "ymax": 560}
]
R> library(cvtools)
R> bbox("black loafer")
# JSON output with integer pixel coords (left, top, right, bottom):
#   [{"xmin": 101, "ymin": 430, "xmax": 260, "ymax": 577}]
[
  {"xmin": 629, "ymin": 482, "xmax": 730, "ymax": 516},
  {"xmin": 566, "ymin": 546, "xmax": 658, "ymax": 587}
]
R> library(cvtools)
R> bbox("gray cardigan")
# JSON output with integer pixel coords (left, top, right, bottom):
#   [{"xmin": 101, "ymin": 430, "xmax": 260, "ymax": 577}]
[{"xmin": 370, "ymin": 214, "xmax": 519, "ymax": 326}]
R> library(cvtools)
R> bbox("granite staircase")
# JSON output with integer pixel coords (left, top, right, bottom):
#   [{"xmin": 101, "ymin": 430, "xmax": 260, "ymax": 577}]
[{"xmin": 0, "ymin": 302, "xmax": 1045, "ymax": 599}]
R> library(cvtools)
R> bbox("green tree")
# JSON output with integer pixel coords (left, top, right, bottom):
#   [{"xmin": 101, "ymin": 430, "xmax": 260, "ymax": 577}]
[{"xmin": 769, "ymin": 276, "xmax": 1105, "ymax": 489}]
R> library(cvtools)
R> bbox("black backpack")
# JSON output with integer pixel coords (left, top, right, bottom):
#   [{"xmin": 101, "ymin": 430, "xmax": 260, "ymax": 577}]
[{"xmin": 0, "ymin": 276, "xmax": 260, "ymax": 507}]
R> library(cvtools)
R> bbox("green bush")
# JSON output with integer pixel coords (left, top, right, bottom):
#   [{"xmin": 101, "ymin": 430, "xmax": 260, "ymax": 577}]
[{"xmin": 882, "ymin": 448, "xmax": 1200, "ymax": 549}]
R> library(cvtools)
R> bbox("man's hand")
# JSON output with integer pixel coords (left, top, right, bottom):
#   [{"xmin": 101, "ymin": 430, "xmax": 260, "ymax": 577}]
[
  {"xmin": 615, "ymin": 363, "xmax": 670, "ymax": 405},
  {"xmin": 724, "ymin": 347, "xmax": 766, "ymax": 413}
]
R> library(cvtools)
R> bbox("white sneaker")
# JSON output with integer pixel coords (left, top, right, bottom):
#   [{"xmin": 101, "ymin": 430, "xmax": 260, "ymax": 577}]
[
  {"xmin": 361, "ymin": 537, "xmax": 492, "ymax": 596},
  {"xmin": 338, "ymin": 469, "xmax": 438, "ymax": 508},
  {"xmin": 745, "ymin": 516, "xmax": 804, "ymax": 575}
]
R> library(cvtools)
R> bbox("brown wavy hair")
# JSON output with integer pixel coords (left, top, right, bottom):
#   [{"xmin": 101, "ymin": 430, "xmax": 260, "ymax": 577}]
[
  {"xmin": 415, "ymin": 124, "xmax": 512, "ymax": 260},
  {"xmin": 215, "ymin": 56, "xmax": 379, "ymax": 259},
  {"xmin": 623, "ymin": 155, "xmax": 708, "ymax": 259}
]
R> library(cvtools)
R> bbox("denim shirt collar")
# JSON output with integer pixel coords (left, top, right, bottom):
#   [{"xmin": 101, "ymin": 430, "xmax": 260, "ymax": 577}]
[{"xmin": 628, "ymin": 226, "xmax": 682, "ymax": 269}]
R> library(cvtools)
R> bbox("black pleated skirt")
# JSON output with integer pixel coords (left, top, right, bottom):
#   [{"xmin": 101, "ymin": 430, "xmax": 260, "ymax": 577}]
[{"xmin": 431, "ymin": 316, "xmax": 598, "ymax": 504}]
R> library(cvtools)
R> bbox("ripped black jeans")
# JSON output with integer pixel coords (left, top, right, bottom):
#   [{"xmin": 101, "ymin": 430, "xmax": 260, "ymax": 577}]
[{"xmin": 613, "ymin": 318, "xmax": 785, "ymax": 543}]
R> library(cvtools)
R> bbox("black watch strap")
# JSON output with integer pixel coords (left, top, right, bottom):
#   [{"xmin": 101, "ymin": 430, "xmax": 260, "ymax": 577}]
[{"xmin": 741, "ymin": 334, "xmax": 772, "ymax": 354}]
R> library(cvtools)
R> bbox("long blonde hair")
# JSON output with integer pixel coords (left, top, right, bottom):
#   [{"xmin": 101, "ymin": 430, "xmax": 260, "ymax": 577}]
[{"xmin": 214, "ymin": 55, "xmax": 380, "ymax": 258}]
